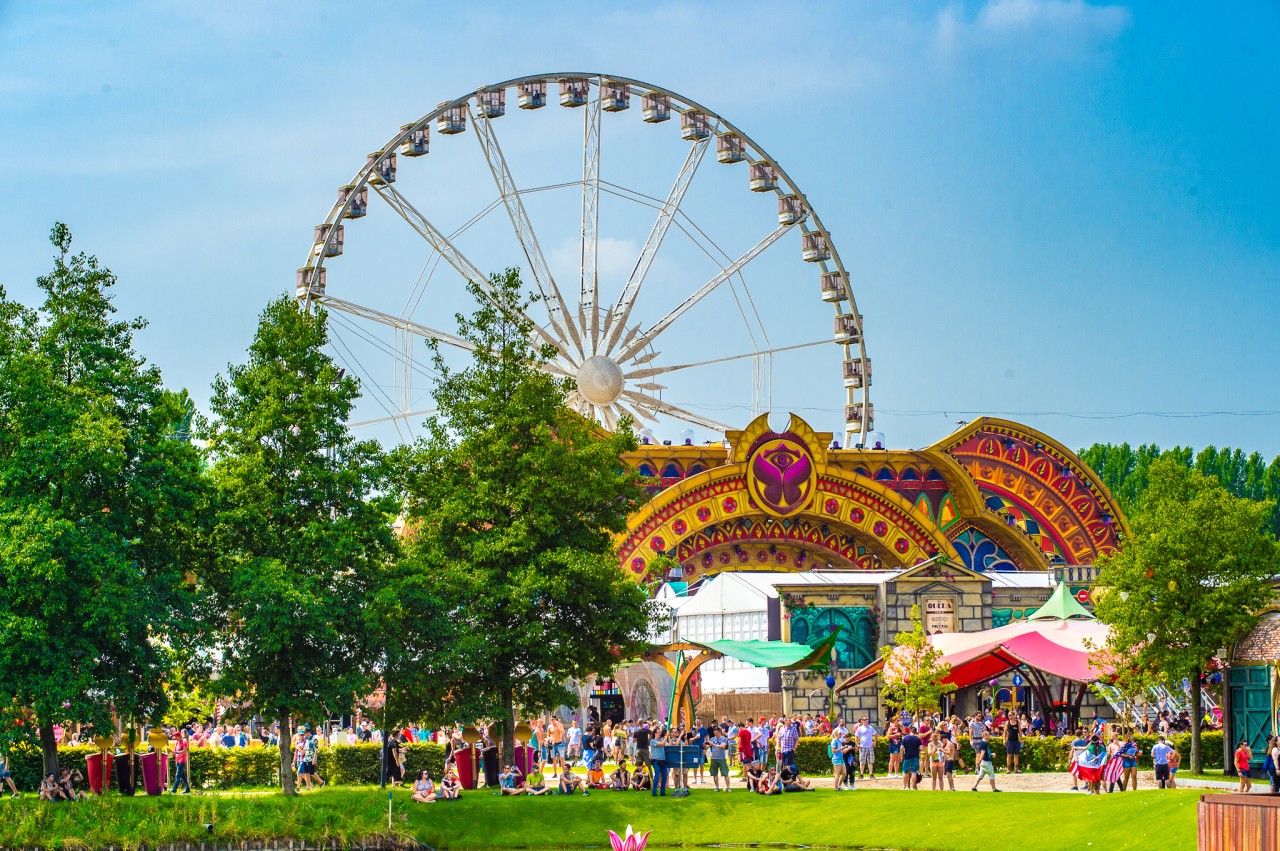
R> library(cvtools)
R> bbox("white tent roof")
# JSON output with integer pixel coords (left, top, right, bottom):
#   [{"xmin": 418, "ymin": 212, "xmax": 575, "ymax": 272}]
[{"xmin": 666, "ymin": 570, "xmax": 904, "ymax": 617}]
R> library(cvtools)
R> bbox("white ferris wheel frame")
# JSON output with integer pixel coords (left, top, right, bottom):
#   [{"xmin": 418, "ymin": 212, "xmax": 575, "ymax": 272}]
[{"xmin": 298, "ymin": 72, "xmax": 872, "ymax": 446}]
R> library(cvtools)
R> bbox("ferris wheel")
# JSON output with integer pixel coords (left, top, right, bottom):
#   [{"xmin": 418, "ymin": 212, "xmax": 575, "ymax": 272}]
[{"xmin": 297, "ymin": 73, "xmax": 872, "ymax": 446}]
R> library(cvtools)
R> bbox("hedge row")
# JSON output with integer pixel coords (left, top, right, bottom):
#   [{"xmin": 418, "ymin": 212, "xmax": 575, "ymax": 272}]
[
  {"xmin": 5, "ymin": 742, "xmax": 448, "ymax": 792},
  {"xmin": 791, "ymin": 732, "xmax": 1223, "ymax": 775},
  {"xmin": 7, "ymin": 734, "xmax": 1220, "ymax": 789}
]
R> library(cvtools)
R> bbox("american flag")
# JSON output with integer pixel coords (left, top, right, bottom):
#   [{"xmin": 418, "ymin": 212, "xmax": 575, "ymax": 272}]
[{"xmin": 1102, "ymin": 754, "xmax": 1125, "ymax": 784}]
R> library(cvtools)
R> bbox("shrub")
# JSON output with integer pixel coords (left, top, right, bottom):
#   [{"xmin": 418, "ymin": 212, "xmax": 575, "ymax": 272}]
[{"xmin": 315, "ymin": 742, "xmax": 447, "ymax": 786}]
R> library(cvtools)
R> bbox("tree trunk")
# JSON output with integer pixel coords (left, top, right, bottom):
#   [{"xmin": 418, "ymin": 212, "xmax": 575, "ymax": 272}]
[
  {"xmin": 1190, "ymin": 666, "xmax": 1203, "ymax": 774},
  {"xmin": 502, "ymin": 690, "xmax": 516, "ymax": 769},
  {"xmin": 38, "ymin": 720, "xmax": 60, "ymax": 778},
  {"xmin": 278, "ymin": 714, "xmax": 296, "ymax": 795}
]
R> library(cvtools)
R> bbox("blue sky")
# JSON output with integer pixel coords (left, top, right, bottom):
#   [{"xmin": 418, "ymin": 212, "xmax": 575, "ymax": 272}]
[{"xmin": 2, "ymin": 1, "xmax": 1277, "ymax": 454}]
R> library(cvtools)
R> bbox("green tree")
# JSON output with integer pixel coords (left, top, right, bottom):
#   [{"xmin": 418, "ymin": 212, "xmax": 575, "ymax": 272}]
[
  {"xmin": 204, "ymin": 296, "xmax": 398, "ymax": 794},
  {"xmin": 397, "ymin": 269, "xmax": 659, "ymax": 759},
  {"xmin": 0, "ymin": 224, "xmax": 206, "ymax": 775},
  {"xmin": 1080, "ymin": 441, "xmax": 1280, "ymax": 537},
  {"xmin": 879, "ymin": 605, "xmax": 957, "ymax": 717},
  {"xmin": 1091, "ymin": 456, "xmax": 1280, "ymax": 772}
]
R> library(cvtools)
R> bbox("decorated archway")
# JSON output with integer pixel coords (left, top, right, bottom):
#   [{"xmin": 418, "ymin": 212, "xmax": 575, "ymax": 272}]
[
  {"xmin": 618, "ymin": 415, "xmax": 1127, "ymax": 590},
  {"xmin": 619, "ymin": 414, "xmax": 962, "ymax": 585}
]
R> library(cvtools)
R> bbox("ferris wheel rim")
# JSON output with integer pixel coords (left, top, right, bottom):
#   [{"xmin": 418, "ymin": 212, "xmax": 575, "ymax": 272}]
[{"xmin": 299, "ymin": 72, "xmax": 872, "ymax": 444}]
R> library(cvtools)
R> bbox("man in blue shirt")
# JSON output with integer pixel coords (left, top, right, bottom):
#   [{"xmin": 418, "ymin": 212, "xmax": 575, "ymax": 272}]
[
  {"xmin": 1151, "ymin": 736, "xmax": 1174, "ymax": 789},
  {"xmin": 692, "ymin": 722, "xmax": 709, "ymax": 785}
]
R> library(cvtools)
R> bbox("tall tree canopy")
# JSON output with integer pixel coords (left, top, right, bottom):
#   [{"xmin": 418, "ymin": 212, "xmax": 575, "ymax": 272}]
[
  {"xmin": 0, "ymin": 224, "xmax": 206, "ymax": 774},
  {"xmin": 205, "ymin": 295, "xmax": 398, "ymax": 794},
  {"xmin": 1091, "ymin": 456, "xmax": 1280, "ymax": 772},
  {"xmin": 397, "ymin": 269, "xmax": 659, "ymax": 758},
  {"xmin": 1080, "ymin": 441, "xmax": 1280, "ymax": 537}
]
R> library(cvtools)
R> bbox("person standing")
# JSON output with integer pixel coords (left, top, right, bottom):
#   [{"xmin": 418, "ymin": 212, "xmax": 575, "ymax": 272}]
[
  {"xmin": 707, "ymin": 726, "xmax": 730, "ymax": 792},
  {"xmin": 854, "ymin": 717, "xmax": 877, "ymax": 778},
  {"xmin": 383, "ymin": 732, "xmax": 403, "ymax": 787},
  {"xmin": 693, "ymin": 720, "xmax": 709, "ymax": 785},
  {"xmin": 1003, "ymin": 717, "xmax": 1021, "ymax": 774},
  {"xmin": 1118, "ymin": 733, "xmax": 1140, "ymax": 791},
  {"xmin": 900, "ymin": 726, "xmax": 922, "ymax": 790},
  {"xmin": 0, "ymin": 751, "xmax": 19, "ymax": 798},
  {"xmin": 829, "ymin": 731, "xmax": 848, "ymax": 791},
  {"xmin": 633, "ymin": 721, "xmax": 652, "ymax": 771},
  {"xmin": 970, "ymin": 735, "xmax": 1000, "ymax": 792},
  {"xmin": 927, "ymin": 731, "xmax": 946, "ymax": 791},
  {"xmin": 169, "ymin": 729, "xmax": 191, "ymax": 794},
  {"xmin": 736, "ymin": 720, "xmax": 754, "ymax": 767},
  {"xmin": 650, "ymin": 726, "xmax": 670, "ymax": 797},
  {"xmin": 942, "ymin": 733, "xmax": 959, "ymax": 791},
  {"xmin": 566, "ymin": 720, "xmax": 582, "ymax": 766},
  {"xmin": 776, "ymin": 717, "xmax": 799, "ymax": 774},
  {"xmin": 1152, "ymin": 735, "xmax": 1175, "ymax": 790},
  {"xmin": 548, "ymin": 718, "xmax": 566, "ymax": 770},
  {"xmin": 1266, "ymin": 735, "xmax": 1280, "ymax": 795},
  {"xmin": 1233, "ymin": 739, "xmax": 1252, "ymax": 793}
]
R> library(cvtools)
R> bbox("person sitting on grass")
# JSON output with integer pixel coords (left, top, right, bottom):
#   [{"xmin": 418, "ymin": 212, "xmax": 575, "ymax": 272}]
[
  {"xmin": 58, "ymin": 768, "xmax": 84, "ymax": 801},
  {"xmin": 1, "ymin": 753, "xmax": 18, "ymax": 798},
  {"xmin": 743, "ymin": 761, "xmax": 765, "ymax": 791},
  {"xmin": 756, "ymin": 767, "xmax": 782, "ymax": 795},
  {"xmin": 587, "ymin": 759, "xmax": 608, "ymax": 789},
  {"xmin": 525, "ymin": 763, "xmax": 551, "ymax": 796},
  {"xmin": 559, "ymin": 764, "xmax": 588, "ymax": 795},
  {"xmin": 498, "ymin": 764, "xmax": 525, "ymax": 796},
  {"xmin": 630, "ymin": 764, "xmax": 651, "ymax": 791},
  {"xmin": 610, "ymin": 758, "xmax": 631, "ymax": 790},
  {"xmin": 779, "ymin": 763, "xmax": 814, "ymax": 792},
  {"xmin": 439, "ymin": 768, "xmax": 461, "ymax": 800},
  {"xmin": 411, "ymin": 770, "xmax": 437, "ymax": 803},
  {"xmin": 39, "ymin": 773, "xmax": 65, "ymax": 802}
]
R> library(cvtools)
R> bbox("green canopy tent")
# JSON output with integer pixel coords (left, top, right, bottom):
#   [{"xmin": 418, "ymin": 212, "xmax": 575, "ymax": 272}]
[{"xmin": 638, "ymin": 628, "xmax": 843, "ymax": 725}]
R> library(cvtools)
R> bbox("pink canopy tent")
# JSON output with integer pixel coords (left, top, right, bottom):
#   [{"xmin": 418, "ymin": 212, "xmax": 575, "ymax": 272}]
[{"xmin": 837, "ymin": 584, "xmax": 1110, "ymax": 726}]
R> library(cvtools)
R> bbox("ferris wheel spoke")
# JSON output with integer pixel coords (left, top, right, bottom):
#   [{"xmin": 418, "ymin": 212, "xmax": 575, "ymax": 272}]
[
  {"xmin": 614, "ymin": 398, "xmax": 656, "ymax": 424},
  {"xmin": 624, "ymin": 338, "xmax": 831, "ymax": 380},
  {"xmin": 580, "ymin": 81, "xmax": 602, "ymax": 353},
  {"xmin": 602, "ymin": 138, "xmax": 709, "ymax": 354},
  {"xmin": 620, "ymin": 390, "xmax": 734, "ymax": 433},
  {"xmin": 319, "ymin": 295, "xmax": 476, "ymax": 353},
  {"xmin": 469, "ymin": 103, "xmax": 585, "ymax": 359},
  {"xmin": 371, "ymin": 185, "xmax": 570, "ymax": 358},
  {"xmin": 599, "ymin": 404, "xmax": 617, "ymax": 431},
  {"xmin": 614, "ymin": 223, "xmax": 796, "ymax": 362},
  {"xmin": 349, "ymin": 408, "xmax": 437, "ymax": 429}
]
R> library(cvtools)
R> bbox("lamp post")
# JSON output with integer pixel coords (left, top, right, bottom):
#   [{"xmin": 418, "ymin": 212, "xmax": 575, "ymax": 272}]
[{"xmin": 825, "ymin": 645, "xmax": 840, "ymax": 724}]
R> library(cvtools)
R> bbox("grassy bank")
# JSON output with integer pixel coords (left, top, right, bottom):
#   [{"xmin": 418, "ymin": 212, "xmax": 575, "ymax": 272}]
[{"xmin": 0, "ymin": 786, "xmax": 1200, "ymax": 851}]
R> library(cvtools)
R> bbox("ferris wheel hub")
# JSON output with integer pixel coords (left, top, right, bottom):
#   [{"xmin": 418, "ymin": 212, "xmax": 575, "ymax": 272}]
[{"xmin": 576, "ymin": 355, "xmax": 625, "ymax": 405}]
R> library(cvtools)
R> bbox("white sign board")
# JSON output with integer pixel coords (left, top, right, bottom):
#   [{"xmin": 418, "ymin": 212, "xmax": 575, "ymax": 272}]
[{"xmin": 924, "ymin": 598, "xmax": 955, "ymax": 634}]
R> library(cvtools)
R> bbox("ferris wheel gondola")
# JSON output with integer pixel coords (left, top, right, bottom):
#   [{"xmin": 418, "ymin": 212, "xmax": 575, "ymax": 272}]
[{"xmin": 298, "ymin": 73, "xmax": 872, "ymax": 446}]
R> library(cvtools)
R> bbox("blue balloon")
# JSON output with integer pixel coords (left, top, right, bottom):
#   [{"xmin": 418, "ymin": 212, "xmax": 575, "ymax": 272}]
[{"xmin": 825, "ymin": 674, "xmax": 836, "ymax": 688}]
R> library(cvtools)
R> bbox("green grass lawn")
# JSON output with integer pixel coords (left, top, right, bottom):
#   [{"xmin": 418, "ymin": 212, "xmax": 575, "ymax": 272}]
[{"xmin": 0, "ymin": 786, "xmax": 1201, "ymax": 851}]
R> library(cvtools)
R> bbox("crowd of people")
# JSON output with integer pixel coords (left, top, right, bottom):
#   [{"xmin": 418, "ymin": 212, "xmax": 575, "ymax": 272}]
[{"xmin": 4, "ymin": 702, "xmax": 1263, "ymax": 802}]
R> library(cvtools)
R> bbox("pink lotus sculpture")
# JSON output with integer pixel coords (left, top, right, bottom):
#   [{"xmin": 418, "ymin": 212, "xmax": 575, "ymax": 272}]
[{"xmin": 609, "ymin": 825, "xmax": 650, "ymax": 851}]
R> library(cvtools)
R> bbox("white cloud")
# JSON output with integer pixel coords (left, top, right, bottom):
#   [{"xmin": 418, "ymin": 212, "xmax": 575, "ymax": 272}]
[{"xmin": 937, "ymin": 0, "xmax": 1130, "ymax": 54}]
